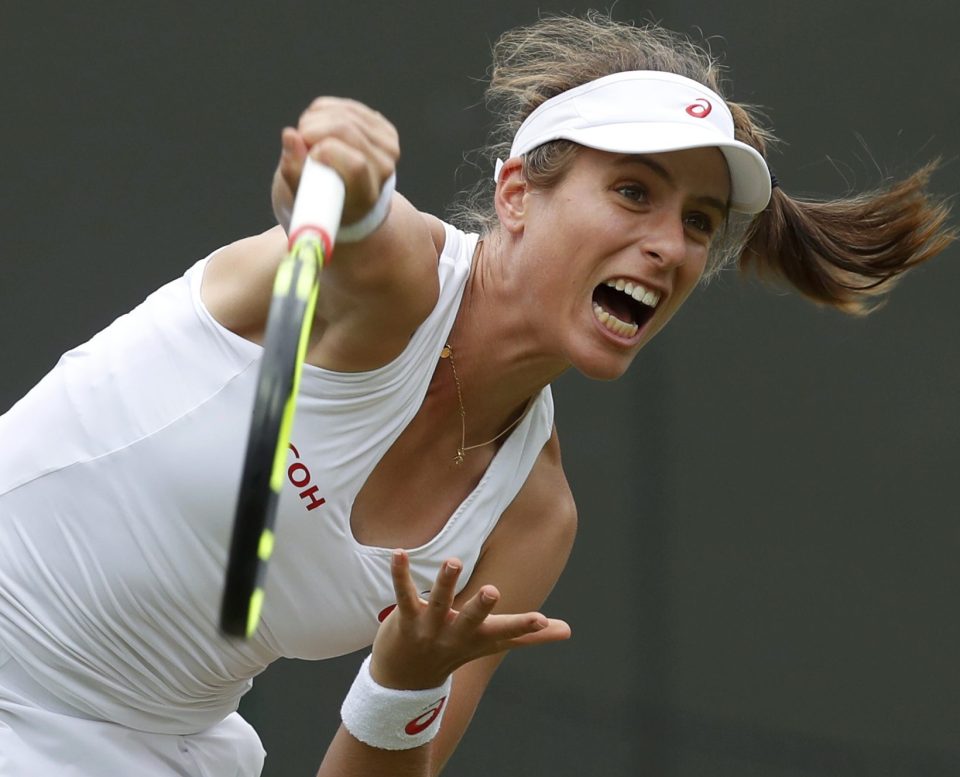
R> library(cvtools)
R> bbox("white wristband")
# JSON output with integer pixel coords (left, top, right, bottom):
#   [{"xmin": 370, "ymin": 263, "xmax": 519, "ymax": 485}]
[
  {"xmin": 336, "ymin": 172, "xmax": 396, "ymax": 243},
  {"xmin": 340, "ymin": 655, "xmax": 451, "ymax": 751}
]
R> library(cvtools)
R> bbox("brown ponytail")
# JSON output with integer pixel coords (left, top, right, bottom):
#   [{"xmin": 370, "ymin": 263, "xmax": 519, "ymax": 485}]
[{"xmin": 739, "ymin": 161, "xmax": 954, "ymax": 314}]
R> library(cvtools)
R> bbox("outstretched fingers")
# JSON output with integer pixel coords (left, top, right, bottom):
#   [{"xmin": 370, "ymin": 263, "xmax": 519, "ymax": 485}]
[
  {"xmin": 389, "ymin": 549, "xmax": 425, "ymax": 618},
  {"xmin": 490, "ymin": 615, "xmax": 572, "ymax": 648},
  {"xmin": 424, "ymin": 558, "xmax": 463, "ymax": 628},
  {"xmin": 375, "ymin": 554, "xmax": 571, "ymax": 689},
  {"xmin": 454, "ymin": 585, "xmax": 572, "ymax": 651}
]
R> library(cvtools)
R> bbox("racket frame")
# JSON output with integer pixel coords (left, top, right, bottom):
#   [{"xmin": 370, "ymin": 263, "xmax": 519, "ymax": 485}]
[{"xmin": 220, "ymin": 160, "xmax": 344, "ymax": 638}]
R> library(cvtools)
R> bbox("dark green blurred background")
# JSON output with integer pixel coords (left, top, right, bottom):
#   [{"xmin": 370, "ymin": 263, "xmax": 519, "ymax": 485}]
[{"xmin": 2, "ymin": 1, "xmax": 958, "ymax": 775}]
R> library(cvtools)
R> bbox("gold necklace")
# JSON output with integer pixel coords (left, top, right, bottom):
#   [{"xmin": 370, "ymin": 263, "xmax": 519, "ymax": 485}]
[{"xmin": 440, "ymin": 343, "xmax": 526, "ymax": 465}]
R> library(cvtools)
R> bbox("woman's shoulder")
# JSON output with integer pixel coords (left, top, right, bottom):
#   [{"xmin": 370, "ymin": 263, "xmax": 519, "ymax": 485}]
[{"xmin": 421, "ymin": 211, "xmax": 447, "ymax": 256}]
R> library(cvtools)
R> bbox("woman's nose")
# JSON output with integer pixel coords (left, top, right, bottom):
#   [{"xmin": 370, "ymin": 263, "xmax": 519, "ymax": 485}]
[{"xmin": 639, "ymin": 211, "xmax": 688, "ymax": 269}]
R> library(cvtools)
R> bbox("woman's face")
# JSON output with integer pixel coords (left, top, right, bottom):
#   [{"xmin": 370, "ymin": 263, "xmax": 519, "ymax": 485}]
[{"xmin": 514, "ymin": 145, "xmax": 731, "ymax": 380}]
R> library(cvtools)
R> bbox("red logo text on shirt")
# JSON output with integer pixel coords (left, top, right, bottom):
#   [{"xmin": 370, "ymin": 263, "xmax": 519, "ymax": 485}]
[{"xmin": 288, "ymin": 443, "xmax": 327, "ymax": 512}]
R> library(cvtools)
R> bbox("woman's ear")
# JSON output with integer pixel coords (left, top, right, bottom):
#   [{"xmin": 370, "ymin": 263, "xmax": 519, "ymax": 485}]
[{"xmin": 493, "ymin": 157, "xmax": 528, "ymax": 234}]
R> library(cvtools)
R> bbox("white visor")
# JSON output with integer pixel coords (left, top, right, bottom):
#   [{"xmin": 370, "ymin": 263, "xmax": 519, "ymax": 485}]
[{"xmin": 498, "ymin": 70, "xmax": 771, "ymax": 214}]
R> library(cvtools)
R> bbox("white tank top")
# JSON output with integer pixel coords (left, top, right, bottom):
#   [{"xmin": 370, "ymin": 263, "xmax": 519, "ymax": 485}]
[{"xmin": 0, "ymin": 221, "xmax": 554, "ymax": 734}]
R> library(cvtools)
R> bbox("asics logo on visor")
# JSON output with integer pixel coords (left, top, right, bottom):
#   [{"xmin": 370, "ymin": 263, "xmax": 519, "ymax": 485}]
[{"xmin": 685, "ymin": 99, "xmax": 712, "ymax": 118}]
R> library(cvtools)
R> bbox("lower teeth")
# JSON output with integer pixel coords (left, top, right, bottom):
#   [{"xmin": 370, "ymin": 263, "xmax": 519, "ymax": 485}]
[{"xmin": 593, "ymin": 303, "xmax": 638, "ymax": 337}]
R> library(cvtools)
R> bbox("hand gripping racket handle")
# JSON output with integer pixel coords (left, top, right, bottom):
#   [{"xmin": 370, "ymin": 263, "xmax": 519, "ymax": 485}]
[{"xmin": 220, "ymin": 158, "xmax": 344, "ymax": 639}]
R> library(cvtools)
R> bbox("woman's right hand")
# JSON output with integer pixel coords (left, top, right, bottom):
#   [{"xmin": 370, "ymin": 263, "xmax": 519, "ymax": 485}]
[{"xmin": 272, "ymin": 97, "xmax": 400, "ymax": 232}]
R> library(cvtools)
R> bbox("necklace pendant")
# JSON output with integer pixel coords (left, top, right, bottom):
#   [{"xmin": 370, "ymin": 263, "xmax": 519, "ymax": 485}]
[{"xmin": 454, "ymin": 449, "xmax": 465, "ymax": 465}]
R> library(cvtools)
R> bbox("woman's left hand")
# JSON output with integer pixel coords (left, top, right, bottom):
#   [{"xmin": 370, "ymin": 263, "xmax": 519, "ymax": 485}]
[{"xmin": 370, "ymin": 550, "xmax": 571, "ymax": 691}]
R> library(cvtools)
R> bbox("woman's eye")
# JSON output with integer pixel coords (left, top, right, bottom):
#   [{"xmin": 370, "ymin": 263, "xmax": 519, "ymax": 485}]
[
  {"xmin": 684, "ymin": 212, "xmax": 716, "ymax": 234},
  {"xmin": 616, "ymin": 184, "xmax": 647, "ymax": 202}
]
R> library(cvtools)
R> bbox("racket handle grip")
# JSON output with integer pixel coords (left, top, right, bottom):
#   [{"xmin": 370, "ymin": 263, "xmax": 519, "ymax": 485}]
[{"xmin": 288, "ymin": 157, "xmax": 345, "ymax": 250}]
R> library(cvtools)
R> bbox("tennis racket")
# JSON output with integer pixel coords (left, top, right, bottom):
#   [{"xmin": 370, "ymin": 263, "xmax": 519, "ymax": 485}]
[{"xmin": 220, "ymin": 158, "xmax": 345, "ymax": 638}]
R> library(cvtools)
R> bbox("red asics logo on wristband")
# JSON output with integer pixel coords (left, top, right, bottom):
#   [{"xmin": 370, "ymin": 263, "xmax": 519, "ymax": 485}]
[
  {"xmin": 685, "ymin": 99, "xmax": 712, "ymax": 118},
  {"xmin": 404, "ymin": 696, "xmax": 447, "ymax": 735}
]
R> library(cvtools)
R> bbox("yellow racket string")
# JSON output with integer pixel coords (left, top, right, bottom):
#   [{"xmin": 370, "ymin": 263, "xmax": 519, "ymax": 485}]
[
  {"xmin": 246, "ymin": 588, "xmax": 266, "ymax": 638},
  {"xmin": 244, "ymin": 528, "xmax": 276, "ymax": 637}
]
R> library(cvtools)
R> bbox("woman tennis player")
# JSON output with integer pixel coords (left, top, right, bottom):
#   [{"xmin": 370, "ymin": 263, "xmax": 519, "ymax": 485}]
[{"xmin": 0, "ymin": 12, "xmax": 952, "ymax": 777}]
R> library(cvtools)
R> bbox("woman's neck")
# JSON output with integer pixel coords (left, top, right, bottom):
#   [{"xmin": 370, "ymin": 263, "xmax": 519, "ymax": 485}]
[{"xmin": 442, "ymin": 233, "xmax": 569, "ymax": 438}]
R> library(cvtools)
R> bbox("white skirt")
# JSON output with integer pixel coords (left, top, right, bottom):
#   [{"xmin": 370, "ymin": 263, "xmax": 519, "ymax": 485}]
[{"xmin": 0, "ymin": 647, "xmax": 266, "ymax": 777}]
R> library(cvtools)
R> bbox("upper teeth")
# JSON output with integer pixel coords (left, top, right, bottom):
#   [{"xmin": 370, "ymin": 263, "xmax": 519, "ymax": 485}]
[{"xmin": 606, "ymin": 278, "xmax": 661, "ymax": 308}]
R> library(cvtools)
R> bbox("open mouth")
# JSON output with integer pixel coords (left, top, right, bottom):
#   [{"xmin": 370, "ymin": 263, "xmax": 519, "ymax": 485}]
[{"xmin": 591, "ymin": 278, "xmax": 661, "ymax": 338}]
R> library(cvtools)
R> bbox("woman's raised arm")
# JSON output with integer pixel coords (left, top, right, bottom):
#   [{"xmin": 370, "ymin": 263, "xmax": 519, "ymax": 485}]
[{"xmin": 202, "ymin": 97, "xmax": 444, "ymax": 371}]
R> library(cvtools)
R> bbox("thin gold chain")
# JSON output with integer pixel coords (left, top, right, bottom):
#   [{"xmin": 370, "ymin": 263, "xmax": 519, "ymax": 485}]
[{"xmin": 441, "ymin": 344, "xmax": 525, "ymax": 465}]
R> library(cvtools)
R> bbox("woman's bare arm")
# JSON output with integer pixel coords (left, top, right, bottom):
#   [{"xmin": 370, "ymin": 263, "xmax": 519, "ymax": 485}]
[{"xmin": 200, "ymin": 97, "xmax": 445, "ymax": 372}]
